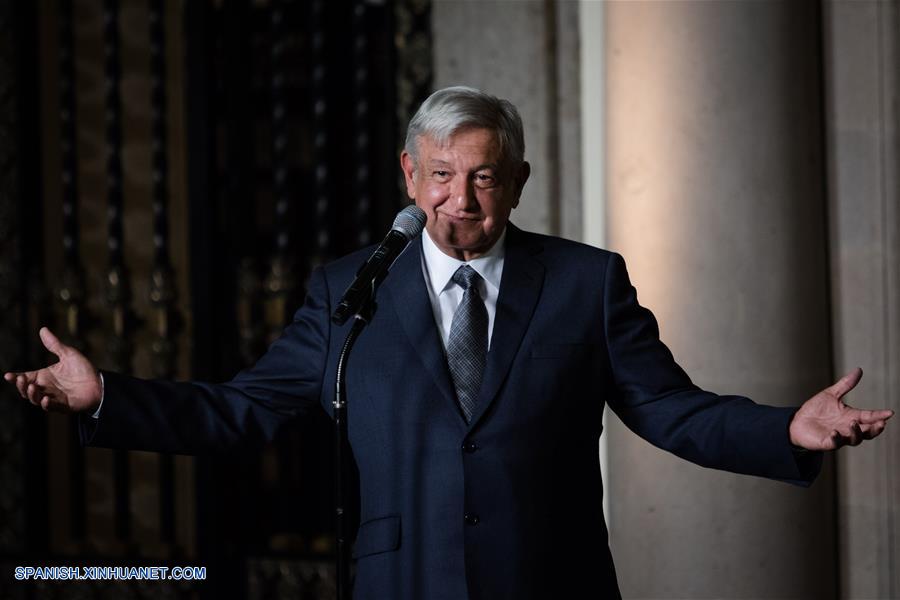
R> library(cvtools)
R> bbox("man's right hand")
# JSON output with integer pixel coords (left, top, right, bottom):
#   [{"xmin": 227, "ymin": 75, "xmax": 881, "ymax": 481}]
[{"xmin": 3, "ymin": 327, "xmax": 102, "ymax": 414}]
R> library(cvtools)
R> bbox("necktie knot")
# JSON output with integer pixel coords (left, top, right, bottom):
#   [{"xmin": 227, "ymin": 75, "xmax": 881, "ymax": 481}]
[{"xmin": 452, "ymin": 265, "xmax": 481, "ymax": 291}]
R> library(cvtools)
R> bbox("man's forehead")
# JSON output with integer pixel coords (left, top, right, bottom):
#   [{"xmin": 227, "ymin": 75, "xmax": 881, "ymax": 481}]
[{"xmin": 415, "ymin": 128, "xmax": 502, "ymax": 156}]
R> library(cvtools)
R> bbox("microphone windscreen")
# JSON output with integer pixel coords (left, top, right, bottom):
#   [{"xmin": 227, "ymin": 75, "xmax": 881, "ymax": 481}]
[{"xmin": 391, "ymin": 205, "xmax": 427, "ymax": 239}]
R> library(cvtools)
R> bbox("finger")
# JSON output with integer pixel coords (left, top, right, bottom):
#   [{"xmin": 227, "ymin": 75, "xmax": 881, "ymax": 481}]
[
  {"xmin": 859, "ymin": 421, "xmax": 886, "ymax": 440},
  {"xmin": 39, "ymin": 327, "xmax": 66, "ymax": 359},
  {"xmin": 40, "ymin": 396, "xmax": 51, "ymax": 411},
  {"xmin": 26, "ymin": 383, "xmax": 42, "ymax": 406},
  {"xmin": 828, "ymin": 367, "xmax": 863, "ymax": 398},
  {"xmin": 7, "ymin": 372, "xmax": 33, "ymax": 397},
  {"xmin": 847, "ymin": 421, "xmax": 862, "ymax": 446},
  {"xmin": 15, "ymin": 374, "xmax": 29, "ymax": 399},
  {"xmin": 826, "ymin": 429, "xmax": 842, "ymax": 450},
  {"xmin": 849, "ymin": 408, "xmax": 896, "ymax": 424}
]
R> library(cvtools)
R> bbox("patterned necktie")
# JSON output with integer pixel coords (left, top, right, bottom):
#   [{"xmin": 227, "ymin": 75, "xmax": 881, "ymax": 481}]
[{"xmin": 447, "ymin": 265, "xmax": 488, "ymax": 423}]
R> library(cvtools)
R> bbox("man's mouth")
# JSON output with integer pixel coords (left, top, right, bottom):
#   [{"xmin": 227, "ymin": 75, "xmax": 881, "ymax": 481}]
[{"xmin": 438, "ymin": 211, "xmax": 482, "ymax": 223}]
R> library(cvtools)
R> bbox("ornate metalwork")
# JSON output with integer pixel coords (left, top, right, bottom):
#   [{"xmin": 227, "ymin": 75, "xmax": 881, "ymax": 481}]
[
  {"xmin": 263, "ymin": 255, "xmax": 295, "ymax": 343},
  {"xmin": 270, "ymin": 0, "xmax": 290, "ymax": 259},
  {"xmin": 265, "ymin": 0, "xmax": 297, "ymax": 338},
  {"xmin": 393, "ymin": 0, "xmax": 433, "ymax": 206},
  {"xmin": 56, "ymin": 0, "xmax": 88, "ymax": 546},
  {"xmin": 0, "ymin": 0, "xmax": 24, "ymax": 557},
  {"xmin": 310, "ymin": 0, "xmax": 331, "ymax": 266},
  {"xmin": 56, "ymin": 0, "xmax": 87, "ymax": 352},
  {"xmin": 149, "ymin": 265, "xmax": 176, "ymax": 377},
  {"xmin": 237, "ymin": 257, "xmax": 264, "ymax": 365},
  {"xmin": 352, "ymin": 0, "xmax": 372, "ymax": 247},
  {"xmin": 102, "ymin": 0, "xmax": 132, "ymax": 548},
  {"xmin": 148, "ymin": 0, "xmax": 177, "ymax": 381},
  {"xmin": 104, "ymin": 267, "xmax": 132, "ymax": 372},
  {"xmin": 102, "ymin": 0, "xmax": 131, "ymax": 375}
]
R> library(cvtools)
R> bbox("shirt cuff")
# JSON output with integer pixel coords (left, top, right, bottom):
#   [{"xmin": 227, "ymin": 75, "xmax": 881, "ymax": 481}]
[{"xmin": 91, "ymin": 372, "xmax": 104, "ymax": 419}]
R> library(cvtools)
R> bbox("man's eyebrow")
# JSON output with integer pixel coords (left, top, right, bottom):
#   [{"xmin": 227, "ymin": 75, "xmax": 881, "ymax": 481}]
[{"xmin": 424, "ymin": 159, "xmax": 500, "ymax": 172}]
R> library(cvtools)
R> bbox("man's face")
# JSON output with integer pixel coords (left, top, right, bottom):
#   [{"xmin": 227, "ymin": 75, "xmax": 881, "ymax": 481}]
[{"xmin": 400, "ymin": 127, "xmax": 530, "ymax": 261}]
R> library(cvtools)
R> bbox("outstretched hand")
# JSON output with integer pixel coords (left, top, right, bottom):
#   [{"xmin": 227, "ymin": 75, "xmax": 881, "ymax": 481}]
[
  {"xmin": 3, "ymin": 327, "xmax": 102, "ymax": 414},
  {"xmin": 790, "ymin": 368, "xmax": 893, "ymax": 451}
]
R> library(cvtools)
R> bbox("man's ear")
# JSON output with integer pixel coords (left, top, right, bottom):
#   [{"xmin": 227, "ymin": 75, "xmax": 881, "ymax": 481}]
[
  {"xmin": 511, "ymin": 161, "xmax": 531, "ymax": 209},
  {"xmin": 400, "ymin": 151, "xmax": 417, "ymax": 199}
]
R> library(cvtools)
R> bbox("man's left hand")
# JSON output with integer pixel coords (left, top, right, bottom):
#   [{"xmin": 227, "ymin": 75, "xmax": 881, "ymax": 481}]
[{"xmin": 790, "ymin": 367, "xmax": 894, "ymax": 451}]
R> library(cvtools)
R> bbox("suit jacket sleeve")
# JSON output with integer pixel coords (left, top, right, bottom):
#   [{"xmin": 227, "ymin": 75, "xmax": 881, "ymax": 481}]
[
  {"xmin": 602, "ymin": 252, "xmax": 821, "ymax": 485},
  {"xmin": 78, "ymin": 267, "xmax": 333, "ymax": 455}
]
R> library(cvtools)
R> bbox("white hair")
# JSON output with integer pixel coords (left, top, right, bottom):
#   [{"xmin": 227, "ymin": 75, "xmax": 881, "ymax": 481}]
[{"xmin": 404, "ymin": 86, "xmax": 525, "ymax": 169}]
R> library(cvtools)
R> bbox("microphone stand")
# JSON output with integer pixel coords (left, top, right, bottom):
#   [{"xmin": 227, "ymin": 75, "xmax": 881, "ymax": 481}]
[{"xmin": 333, "ymin": 284, "xmax": 376, "ymax": 600}]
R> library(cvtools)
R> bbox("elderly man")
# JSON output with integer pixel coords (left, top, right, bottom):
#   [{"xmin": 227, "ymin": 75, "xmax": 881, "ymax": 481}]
[{"xmin": 5, "ymin": 87, "xmax": 893, "ymax": 600}]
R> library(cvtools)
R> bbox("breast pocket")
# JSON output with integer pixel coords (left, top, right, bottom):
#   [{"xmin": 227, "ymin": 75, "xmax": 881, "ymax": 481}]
[{"xmin": 353, "ymin": 514, "xmax": 401, "ymax": 559}]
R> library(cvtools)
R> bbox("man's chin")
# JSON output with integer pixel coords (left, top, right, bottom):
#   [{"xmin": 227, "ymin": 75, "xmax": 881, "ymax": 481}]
[{"xmin": 447, "ymin": 238, "xmax": 498, "ymax": 259}]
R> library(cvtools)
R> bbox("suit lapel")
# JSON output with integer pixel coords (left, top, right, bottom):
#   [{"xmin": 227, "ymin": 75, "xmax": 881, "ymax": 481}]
[
  {"xmin": 468, "ymin": 224, "xmax": 545, "ymax": 428},
  {"xmin": 383, "ymin": 236, "xmax": 462, "ymax": 427}
]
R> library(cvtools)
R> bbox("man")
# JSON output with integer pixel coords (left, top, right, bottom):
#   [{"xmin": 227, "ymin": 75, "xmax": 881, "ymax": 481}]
[{"xmin": 5, "ymin": 87, "xmax": 893, "ymax": 599}]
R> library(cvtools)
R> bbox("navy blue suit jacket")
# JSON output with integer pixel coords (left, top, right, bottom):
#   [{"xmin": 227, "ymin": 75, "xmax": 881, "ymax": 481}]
[{"xmin": 82, "ymin": 224, "xmax": 818, "ymax": 599}]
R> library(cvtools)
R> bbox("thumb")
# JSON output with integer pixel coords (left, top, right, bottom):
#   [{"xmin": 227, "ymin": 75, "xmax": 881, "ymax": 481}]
[
  {"xmin": 827, "ymin": 367, "xmax": 863, "ymax": 399},
  {"xmin": 39, "ymin": 327, "xmax": 67, "ymax": 359}
]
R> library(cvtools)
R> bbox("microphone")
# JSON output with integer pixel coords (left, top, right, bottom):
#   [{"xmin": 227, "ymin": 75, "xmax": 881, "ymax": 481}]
[{"xmin": 331, "ymin": 205, "xmax": 427, "ymax": 325}]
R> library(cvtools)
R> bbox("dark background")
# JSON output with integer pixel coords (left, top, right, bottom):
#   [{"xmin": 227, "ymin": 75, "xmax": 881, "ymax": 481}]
[{"xmin": 0, "ymin": 1, "xmax": 433, "ymax": 598}]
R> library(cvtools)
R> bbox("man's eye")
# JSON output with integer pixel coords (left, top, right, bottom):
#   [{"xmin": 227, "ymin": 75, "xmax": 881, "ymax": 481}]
[
  {"xmin": 433, "ymin": 170, "xmax": 450, "ymax": 178},
  {"xmin": 474, "ymin": 174, "xmax": 496, "ymax": 186}
]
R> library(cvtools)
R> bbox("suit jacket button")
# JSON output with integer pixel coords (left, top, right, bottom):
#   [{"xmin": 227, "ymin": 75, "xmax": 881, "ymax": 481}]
[
  {"xmin": 462, "ymin": 442, "xmax": 478, "ymax": 453},
  {"xmin": 464, "ymin": 513, "xmax": 480, "ymax": 526}
]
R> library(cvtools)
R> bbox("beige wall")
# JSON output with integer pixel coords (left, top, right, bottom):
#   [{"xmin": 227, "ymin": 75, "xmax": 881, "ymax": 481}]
[
  {"xmin": 824, "ymin": 1, "xmax": 900, "ymax": 598},
  {"xmin": 604, "ymin": 1, "xmax": 834, "ymax": 597}
]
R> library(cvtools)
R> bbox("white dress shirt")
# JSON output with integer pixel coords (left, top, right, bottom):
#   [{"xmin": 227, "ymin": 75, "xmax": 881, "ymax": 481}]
[{"xmin": 420, "ymin": 226, "xmax": 505, "ymax": 351}]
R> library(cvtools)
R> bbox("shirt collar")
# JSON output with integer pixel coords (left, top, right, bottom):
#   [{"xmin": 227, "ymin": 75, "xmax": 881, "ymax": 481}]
[{"xmin": 421, "ymin": 226, "xmax": 506, "ymax": 294}]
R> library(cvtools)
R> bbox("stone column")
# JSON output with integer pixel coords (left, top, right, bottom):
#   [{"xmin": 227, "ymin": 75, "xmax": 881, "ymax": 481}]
[
  {"xmin": 605, "ymin": 1, "xmax": 835, "ymax": 597},
  {"xmin": 823, "ymin": 1, "xmax": 900, "ymax": 598}
]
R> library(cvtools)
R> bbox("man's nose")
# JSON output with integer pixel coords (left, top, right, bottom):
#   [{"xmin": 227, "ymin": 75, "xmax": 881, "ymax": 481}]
[{"xmin": 451, "ymin": 177, "xmax": 477, "ymax": 210}]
